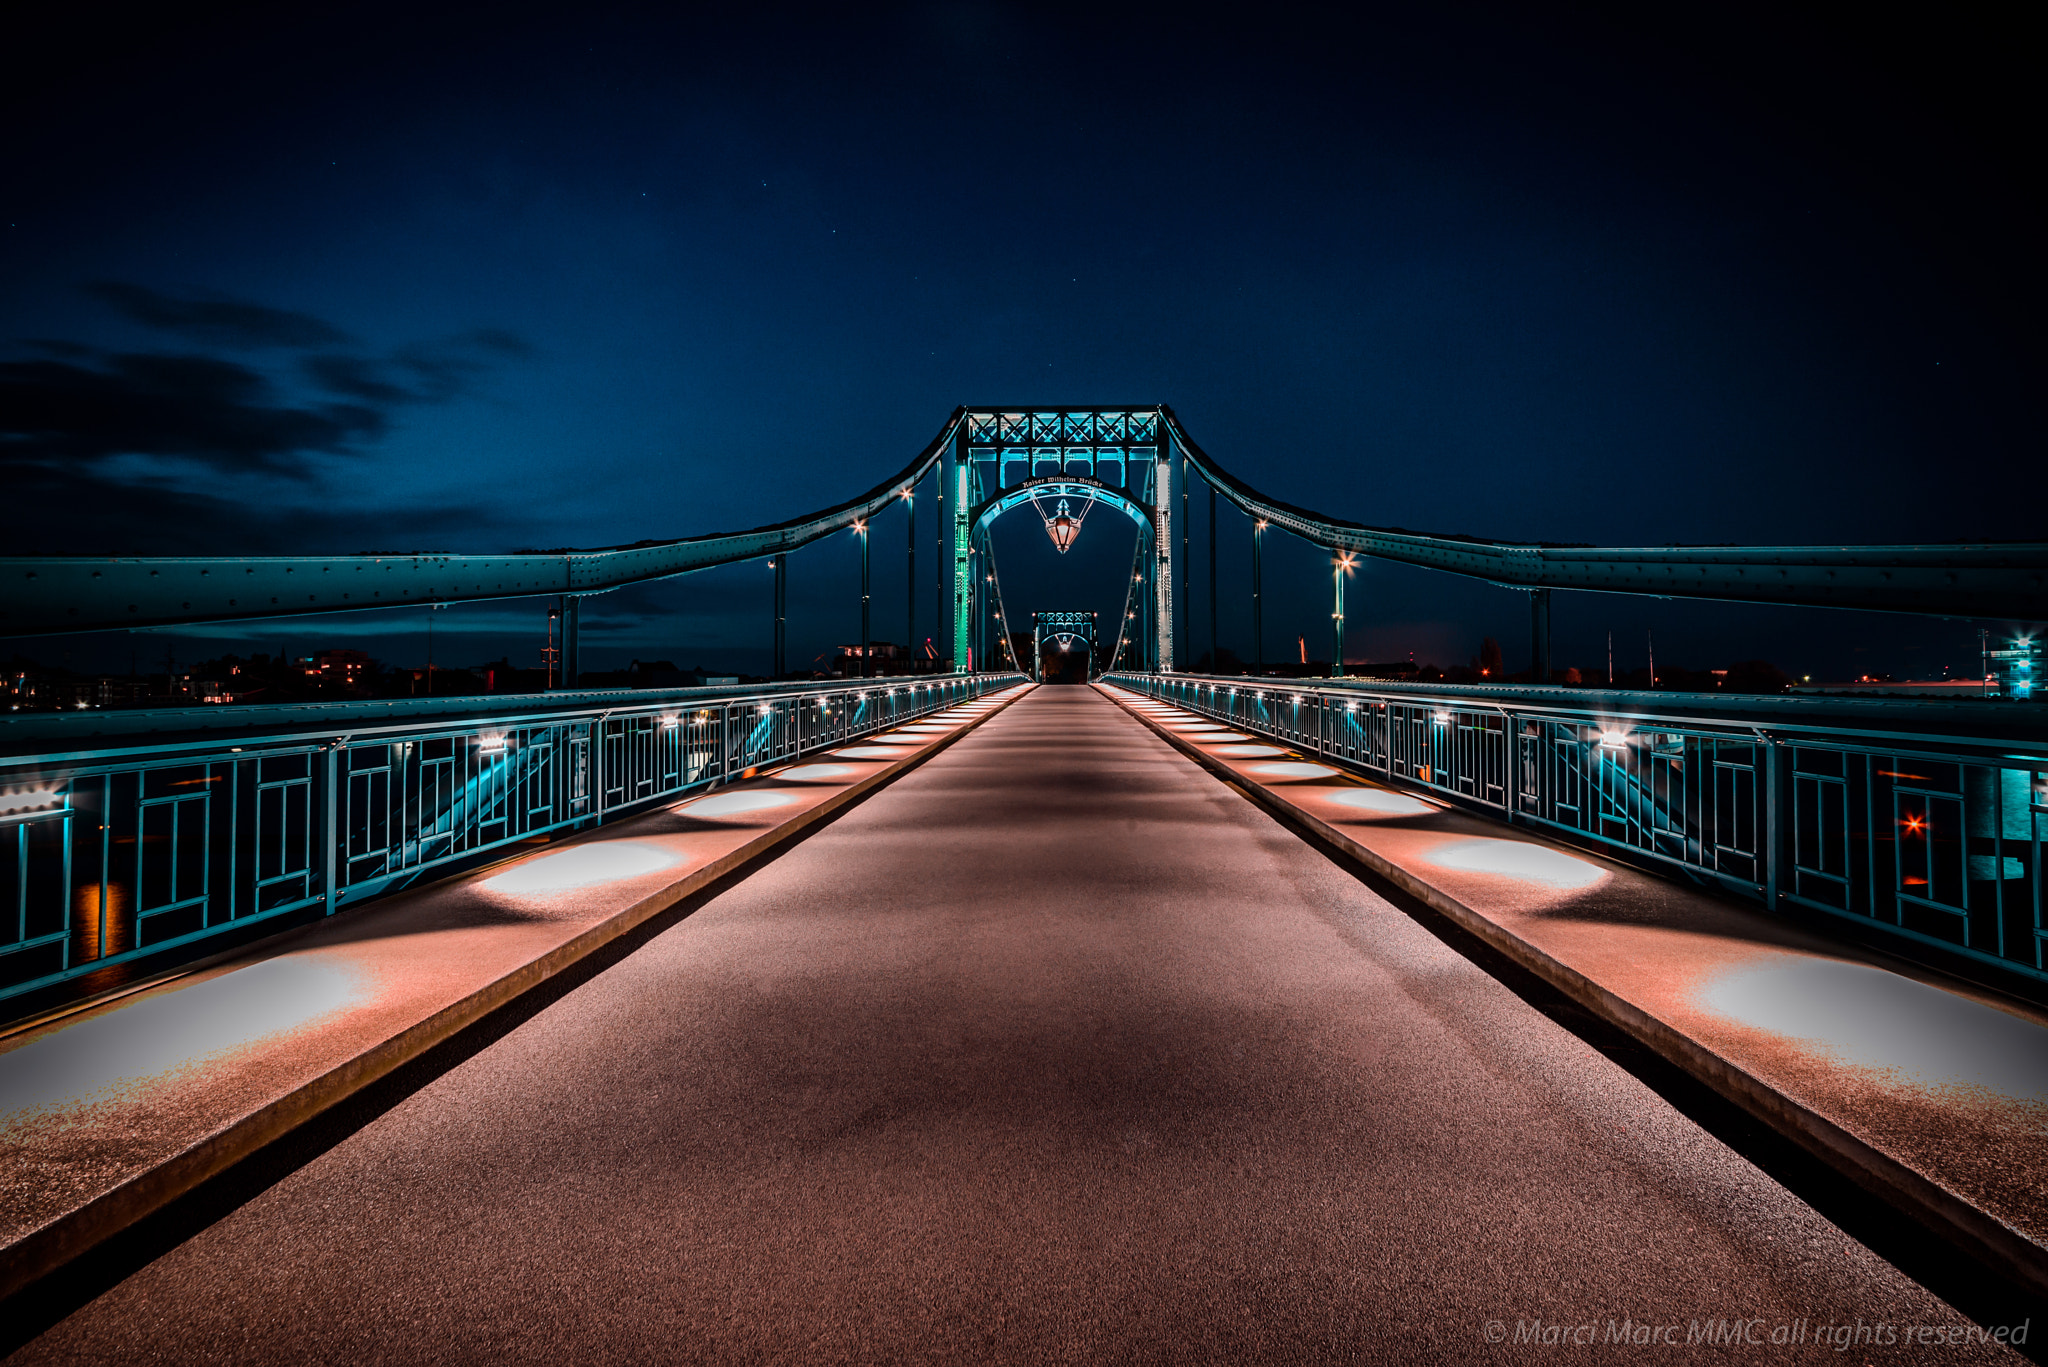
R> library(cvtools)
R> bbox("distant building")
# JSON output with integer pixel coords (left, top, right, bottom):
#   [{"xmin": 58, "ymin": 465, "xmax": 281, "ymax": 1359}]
[
  {"xmin": 4, "ymin": 670, "xmax": 158, "ymax": 710},
  {"xmin": 828, "ymin": 641, "xmax": 928, "ymax": 677},
  {"xmin": 576, "ymin": 660, "xmax": 745, "ymax": 688},
  {"xmin": 1987, "ymin": 635, "xmax": 2042, "ymax": 700},
  {"xmin": 304, "ymin": 649, "xmax": 373, "ymax": 695},
  {"xmin": 1789, "ymin": 635, "xmax": 2042, "ymax": 701}
]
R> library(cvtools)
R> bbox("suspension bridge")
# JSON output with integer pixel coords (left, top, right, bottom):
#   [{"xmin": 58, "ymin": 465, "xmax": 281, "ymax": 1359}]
[{"xmin": 1, "ymin": 407, "xmax": 2045, "ymax": 1361}]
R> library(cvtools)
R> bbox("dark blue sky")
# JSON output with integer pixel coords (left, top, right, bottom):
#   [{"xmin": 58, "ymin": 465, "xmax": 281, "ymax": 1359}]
[{"xmin": 3, "ymin": 3, "xmax": 2038, "ymax": 680}]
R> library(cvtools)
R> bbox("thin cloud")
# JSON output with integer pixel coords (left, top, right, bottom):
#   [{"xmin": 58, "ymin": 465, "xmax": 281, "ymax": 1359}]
[
  {"xmin": 0, "ymin": 458, "xmax": 514, "ymax": 556},
  {"xmin": 0, "ymin": 351, "xmax": 385, "ymax": 472},
  {"xmin": 84, "ymin": 281, "xmax": 354, "ymax": 350},
  {"xmin": 299, "ymin": 353, "xmax": 416, "ymax": 405},
  {"xmin": 463, "ymin": 327, "xmax": 535, "ymax": 358},
  {"xmin": 0, "ymin": 285, "xmax": 537, "ymax": 555}
]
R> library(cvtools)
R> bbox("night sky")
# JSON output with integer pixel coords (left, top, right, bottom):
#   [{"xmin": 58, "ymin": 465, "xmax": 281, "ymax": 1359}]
[{"xmin": 3, "ymin": 3, "xmax": 2039, "ymax": 682}]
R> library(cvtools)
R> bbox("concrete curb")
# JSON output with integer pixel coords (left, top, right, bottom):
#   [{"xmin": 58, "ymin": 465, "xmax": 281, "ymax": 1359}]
[
  {"xmin": 0, "ymin": 685, "xmax": 1031, "ymax": 1304},
  {"xmin": 1100, "ymin": 684, "xmax": 2048, "ymax": 1300}
]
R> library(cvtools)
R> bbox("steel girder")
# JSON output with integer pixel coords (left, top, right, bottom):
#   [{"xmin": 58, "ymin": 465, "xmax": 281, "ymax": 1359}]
[
  {"xmin": 0, "ymin": 412, "xmax": 973, "ymax": 638},
  {"xmin": 5, "ymin": 403, "xmax": 2045, "ymax": 639},
  {"xmin": 1159, "ymin": 408, "xmax": 2048, "ymax": 622},
  {"xmin": 969, "ymin": 477, "xmax": 1155, "ymax": 542}
]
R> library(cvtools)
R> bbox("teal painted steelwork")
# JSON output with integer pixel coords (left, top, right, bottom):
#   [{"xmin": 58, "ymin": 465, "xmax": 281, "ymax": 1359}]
[
  {"xmin": 952, "ymin": 432, "xmax": 972, "ymax": 671},
  {"xmin": 1030, "ymin": 611, "xmax": 1098, "ymax": 682},
  {"xmin": 4, "ymin": 404, "xmax": 2043, "ymax": 658},
  {"xmin": 1106, "ymin": 528, "xmax": 1149, "ymax": 674},
  {"xmin": 1156, "ymin": 407, "xmax": 2048, "ymax": 622},
  {"xmin": 0, "ymin": 673, "xmax": 1021, "ymax": 1011},
  {"xmin": 970, "ymin": 477, "xmax": 1153, "ymax": 543},
  {"xmin": 1331, "ymin": 553, "xmax": 1353, "ymax": 676},
  {"xmin": 1109, "ymin": 671, "xmax": 2048, "ymax": 988}
]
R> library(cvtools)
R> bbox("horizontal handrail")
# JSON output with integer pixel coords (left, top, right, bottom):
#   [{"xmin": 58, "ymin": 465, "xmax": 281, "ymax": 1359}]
[
  {"xmin": 1109, "ymin": 671, "xmax": 2048, "ymax": 988},
  {"xmin": 0, "ymin": 672, "xmax": 1023, "ymax": 1010}
]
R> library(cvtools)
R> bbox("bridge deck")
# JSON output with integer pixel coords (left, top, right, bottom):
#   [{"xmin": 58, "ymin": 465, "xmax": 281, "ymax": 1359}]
[{"xmin": 8, "ymin": 686, "xmax": 2010, "ymax": 1362}]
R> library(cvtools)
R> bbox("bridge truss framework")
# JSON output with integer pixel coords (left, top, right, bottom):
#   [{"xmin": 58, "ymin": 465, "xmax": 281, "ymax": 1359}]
[{"xmin": 6, "ymin": 406, "xmax": 2042, "ymax": 685}]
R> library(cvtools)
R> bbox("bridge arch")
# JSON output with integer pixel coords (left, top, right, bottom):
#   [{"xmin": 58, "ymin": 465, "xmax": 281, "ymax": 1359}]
[
  {"xmin": 1027, "ymin": 609, "xmax": 1101, "ymax": 683},
  {"xmin": 967, "ymin": 476, "xmax": 1157, "ymax": 675}
]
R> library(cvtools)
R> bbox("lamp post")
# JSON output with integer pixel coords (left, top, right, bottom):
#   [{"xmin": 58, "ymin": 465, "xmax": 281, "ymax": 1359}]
[
  {"xmin": 857, "ymin": 519, "xmax": 871, "ymax": 678},
  {"xmin": 1253, "ymin": 520, "xmax": 1265, "ymax": 674},
  {"xmin": 1207, "ymin": 481, "xmax": 1217, "ymax": 670},
  {"xmin": 1332, "ymin": 553, "xmax": 1354, "ymax": 678},
  {"xmin": 904, "ymin": 486, "xmax": 916, "ymax": 672},
  {"xmin": 772, "ymin": 555, "xmax": 787, "ymax": 679}
]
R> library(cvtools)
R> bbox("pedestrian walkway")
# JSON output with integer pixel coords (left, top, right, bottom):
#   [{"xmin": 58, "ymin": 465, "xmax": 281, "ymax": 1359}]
[
  {"xmin": 0, "ymin": 687, "xmax": 1029, "ymax": 1301},
  {"xmin": 1101, "ymin": 682, "xmax": 2048, "ymax": 1297},
  {"xmin": 6, "ymin": 686, "xmax": 2020, "ymax": 1364}
]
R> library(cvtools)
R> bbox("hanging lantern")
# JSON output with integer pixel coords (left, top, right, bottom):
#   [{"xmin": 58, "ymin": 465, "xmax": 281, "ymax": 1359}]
[
  {"xmin": 1035, "ymin": 494, "xmax": 1094, "ymax": 555},
  {"xmin": 1047, "ymin": 500, "xmax": 1080, "ymax": 552}
]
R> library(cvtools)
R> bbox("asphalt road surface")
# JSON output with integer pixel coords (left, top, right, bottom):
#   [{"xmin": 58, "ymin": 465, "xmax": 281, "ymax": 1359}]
[{"xmin": 10, "ymin": 687, "xmax": 2005, "ymax": 1364}]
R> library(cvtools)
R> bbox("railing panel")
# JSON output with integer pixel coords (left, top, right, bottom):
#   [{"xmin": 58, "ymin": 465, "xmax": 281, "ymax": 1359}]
[
  {"xmin": 0, "ymin": 672, "xmax": 1021, "ymax": 1005},
  {"xmin": 1109, "ymin": 672, "xmax": 2048, "ymax": 987}
]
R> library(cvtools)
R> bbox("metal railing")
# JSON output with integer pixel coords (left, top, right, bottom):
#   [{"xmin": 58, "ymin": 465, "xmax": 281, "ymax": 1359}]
[
  {"xmin": 0, "ymin": 674, "xmax": 1021, "ymax": 1005},
  {"xmin": 1107, "ymin": 673, "xmax": 2048, "ymax": 987}
]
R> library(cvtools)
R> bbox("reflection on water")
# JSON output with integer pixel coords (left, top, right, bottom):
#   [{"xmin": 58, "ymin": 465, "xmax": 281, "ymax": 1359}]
[
  {"xmin": 1421, "ymin": 838, "xmax": 1604, "ymax": 890},
  {"xmin": 1326, "ymin": 789, "xmax": 1434, "ymax": 817},
  {"xmin": 678, "ymin": 791, "xmax": 797, "ymax": 818},
  {"xmin": 0, "ymin": 956, "xmax": 371, "ymax": 1124},
  {"xmin": 779, "ymin": 764, "xmax": 853, "ymax": 781},
  {"xmin": 1253, "ymin": 762, "xmax": 1337, "ymax": 780},
  {"xmin": 487, "ymin": 840, "xmax": 685, "ymax": 893},
  {"xmin": 1699, "ymin": 958, "xmax": 2048, "ymax": 1102}
]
